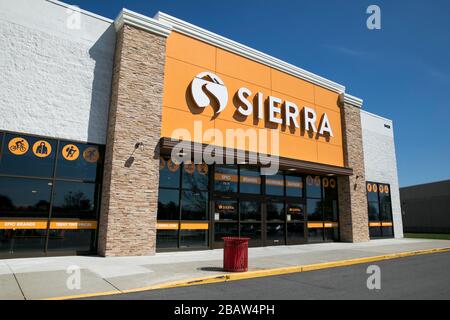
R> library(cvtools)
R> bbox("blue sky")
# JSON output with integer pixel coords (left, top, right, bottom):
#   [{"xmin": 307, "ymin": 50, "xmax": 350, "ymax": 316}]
[{"xmin": 66, "ymin": 0, "xmax": 450, "ymax": 187}]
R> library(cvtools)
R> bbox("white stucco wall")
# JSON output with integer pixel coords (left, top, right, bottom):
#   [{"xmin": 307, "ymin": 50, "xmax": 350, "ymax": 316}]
[
  {"xmin": 361, "ymin": 110, "xmax": 403, "ymax": 238},
  {"xmin": 0, "ymin": 0, "xmax": 115, "ymax": 144}
]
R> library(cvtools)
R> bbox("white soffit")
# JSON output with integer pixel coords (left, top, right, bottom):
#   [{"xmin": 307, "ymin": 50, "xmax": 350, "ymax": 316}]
[
  {"xmin": 115, "ymin": 9, "xmax": 172, "ymax": 37},
  {"xmin": 155, "ymin": 11, "xmax": 346, "ymax": 94}
]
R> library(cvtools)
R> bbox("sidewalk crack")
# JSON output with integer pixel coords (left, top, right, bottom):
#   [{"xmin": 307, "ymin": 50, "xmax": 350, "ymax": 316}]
[
  {"xmin": 101, "ymin": 277, "xmax": 123, "ymax": 294},
  {"xmin": 6, "ymin": 263, "xmax": 26, "ymax": 300}
]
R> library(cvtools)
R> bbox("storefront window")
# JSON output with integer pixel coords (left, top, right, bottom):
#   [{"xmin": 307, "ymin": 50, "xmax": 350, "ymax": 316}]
[
  {"xmin": 285, "ymin": 175, "xmax": 303, "ymax": 198},
  {"xmin": 267, "ymin": 202, "xmax": 284, "ymax": 221},
  {"xmin": 366, "ymin": 182, "xmax": 394, "ymax": 239},
  {"xmin": 159, "ymin": 158, "xmax": 180, "ymax": 189},
  {"xmin": 287, "ymin": 222, "xmax": 305, "ymax": 243},
  {"xmin": 286, "ymin": 203, "xmax": 304, "ymax": 221},
  {"xmin": 157, "ymin": 159, "xmax": 211, "ymax": 250},
  {"xmin": 180, "ymin": 229, "xmax": 208, "ymax": 248},
  {"xmin": 215, "ymin": 200, "xmax": 237, "ymax": 221},
  {"xmin": 56, "ymin": 142, "xmax": 102, "ymax": 181},
  {"xmin": 181, "ymin": 191, "xmax": 208, "ymax": 220},
  {"xmin": 0, "ymin": 133, "xmax": 56, "ymax": 178},
  {"xmin": 214, "ymin": 166, "xmax": 238, "ymax": 193},
  {"xmin": 306, "ymin": 175, "xmax": 322, "ymax": 198},
  {"xmin": 0, "ymin": 132, "xmax": 103, "ymax": 258},
  {"xmin": 307, "ymin": 199, "xmax": 323, "ymax": 221},
  {"xmin": 240, "ymin": 201, "xmax": 261, "ymax": 222},
  {"xmin": 182, "ymin": 163, "xmax": 208, "ymax": 191},
  {"xmin": 239, "ymin": 167, "xmax": 261, "ymax": 194},
  {"xmin": 157, "ymin": 189, "xmax": 180, "ymax": 221},
  {"xmin": 47, "ymin": 229, "xmax": 96, "ymax": 253},
  {"xmin": 51, "ymin": 181, "xmax": 97, "ymax": 219},
  {"xmin": 266, "ymin": 174, "xmax": 284, "ymax": 196},
  {"xmin": 0, "ymin": 177, "xmax": 52, "ymax": 218},
  {"xmin": 0, "ymin": 229, "xmax": 47, "ymax": 255}
]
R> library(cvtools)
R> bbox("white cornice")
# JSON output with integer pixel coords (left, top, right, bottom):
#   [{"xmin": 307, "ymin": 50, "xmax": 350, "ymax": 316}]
[
  {"xmin": 155, "ymin": 12, "xmax": 346, "ymax": 94},
  {"xmin": 115, "ymin": 9, "xmax": 172, "ymax": 37},
  {"xmin": 339, "ymin": 93, "xmax": 364, "ymax": 108}
]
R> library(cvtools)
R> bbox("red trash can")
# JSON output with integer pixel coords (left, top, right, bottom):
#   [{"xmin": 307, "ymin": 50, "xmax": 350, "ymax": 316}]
[{"xmin": 222, "ymin": 237, "xmax": 250, "ymax": 272}]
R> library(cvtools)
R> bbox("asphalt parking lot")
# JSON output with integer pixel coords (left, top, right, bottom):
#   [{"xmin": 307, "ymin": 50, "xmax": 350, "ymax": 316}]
[{"xmin": 88, "ymin": 252, "xmax": 450, "ymax": 300}]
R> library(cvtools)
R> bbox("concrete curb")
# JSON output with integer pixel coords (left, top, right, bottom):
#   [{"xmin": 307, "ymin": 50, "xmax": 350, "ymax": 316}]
[{"xmin": 45, "ymin": 247, "xmax": 450, "ymax": 300}]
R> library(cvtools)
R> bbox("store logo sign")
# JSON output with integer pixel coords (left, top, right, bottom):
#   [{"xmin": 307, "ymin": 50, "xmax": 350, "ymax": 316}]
[
  {"xmin": 189, "ymin": 72, "xmax": 333, "ymax": 137},
  {"xmin": 191, "ymin": 72, "xmax": 228, "ymax": 114}
]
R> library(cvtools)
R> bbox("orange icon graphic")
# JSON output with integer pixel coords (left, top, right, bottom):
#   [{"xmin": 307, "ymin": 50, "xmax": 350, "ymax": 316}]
[
  {"xmin": 197, "ymin": 164, "xmax": 209, "ymax": 175},
  {"xmin": 184, "ymin": 163, "xmax": 195, "ymax": 174},
  {"xmin": 167, "ymin": 159, "xmax": 180, "ymax": 172},
  {"xmin": 62, "ymin": 144, "xmax": 79, "ymax": 161},
  {"xmin": 32, "ymin": 140, "xmax": 52, "ymax": 158},
  {"xmin": 330, "ymin": 179, "xmax": 336, "ymax": 189},
  {"xmin": 8, "ymin": 137, "xmax": 29, "ymax": 155},
  {"xmin": 83, "ymin": 147, "xmax": 99, "ymax": 163}
]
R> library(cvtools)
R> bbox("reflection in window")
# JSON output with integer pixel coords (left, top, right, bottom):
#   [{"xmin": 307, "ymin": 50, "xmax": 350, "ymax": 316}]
[
  {"xmin": 157, "ymin": 189, "xmax": 180, "ymax": 221},
  {"xmin": 181, "ymin": 191, "xmax": 208, "ymax": 220},
  {"xmin": 214, "ymin": 223, "xmax": 238, "ymax": 242},
  {"xmin": 182, "ymin": 163, "xmax": 208, "ymax": 191},
  {"xmin": 156, "ymin": 230, "xmax": 178, "ymax": 249},
  {"xmin": 180, "ymin": 230, "xmax": 208, "ymax": 248},
  {"xmin": 308, "ymin": 227, "xmax": 324, "ymax": 243},
  {"xmin": 52, "ymin": 182, "xmax": 96, "ymax": 219},
  {"xmin": 159, "ymin": 158, "xmax": 180, "ymax": 189},
  {"xmin": 47, "ymin": 229, "xmax": 95, "ymax": 252},
  {"xmin": 240, "ymin": 201, "xmax": 260, "ymax": 221},
  {"xmin": 214, "ymin": 166, "xmax": 238, "ymax": 193},
  {"xmin": 307, "ymin": 199, "xmax": 323, "ymax": 221},
  {"xmin": 0, "ymin": 229, "xmax": 47, "ymax": 254},
  {"xmin": 323, "ymin": 200, "xmax": 338, "ymax": 222},
  {"xmin": 287, "ymin": 222, "xmax": 305, "ymax": 243},
  {"xmin": 240, "ymin": 223, "xmax": 261, "ymax": 242},
  {"xmin": 0, "ymin": 177, "xmax": 51, "ymax": 218},
  {"xmin": 267, "ymin": 202, "xmax": 284, "ymax": 221},
  {"xmin": 266, "ymin": 223, "xmax": 284, "ymax": 245},
  {"xmin": 0, "ymin": 133, "xmax": 57, "ymax": 178}
]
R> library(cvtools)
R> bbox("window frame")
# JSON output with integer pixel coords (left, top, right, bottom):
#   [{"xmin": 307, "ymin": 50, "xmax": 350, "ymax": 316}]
[{"xmin": 0, "ymin": 130, "xmax": 104, "ymax": 256}]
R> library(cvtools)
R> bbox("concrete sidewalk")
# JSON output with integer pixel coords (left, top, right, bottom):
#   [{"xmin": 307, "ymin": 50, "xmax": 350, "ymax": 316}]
[{"xmin": 1, "ymin": 238, "xmax": 450, "ymax": 300}]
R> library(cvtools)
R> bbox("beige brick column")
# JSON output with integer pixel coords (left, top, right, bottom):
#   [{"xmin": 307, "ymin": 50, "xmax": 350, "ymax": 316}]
[
  {"xmin": 337, "ymin": 94, "xmax": 370, "ymax": 242},
  {"xmin": 97, "ymin": 11, "xmax": 172, "ymax": 256}
]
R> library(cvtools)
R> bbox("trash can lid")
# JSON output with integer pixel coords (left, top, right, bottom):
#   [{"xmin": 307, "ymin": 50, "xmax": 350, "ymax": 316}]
[{"xmin": 222, "ymin": 237, "xmax": 251, "ymax": 241}]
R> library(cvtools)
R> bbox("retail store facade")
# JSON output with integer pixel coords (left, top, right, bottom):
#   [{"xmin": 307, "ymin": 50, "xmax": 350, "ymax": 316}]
[{"xmin": 0, "ymin": 0, "xmax": 403, "ymax": 258}]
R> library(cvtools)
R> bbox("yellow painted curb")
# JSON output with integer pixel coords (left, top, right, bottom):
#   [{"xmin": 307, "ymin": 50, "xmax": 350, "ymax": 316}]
[{"xmin": 45, "ymin": 246, "xmax": 450, "ymax": 300}]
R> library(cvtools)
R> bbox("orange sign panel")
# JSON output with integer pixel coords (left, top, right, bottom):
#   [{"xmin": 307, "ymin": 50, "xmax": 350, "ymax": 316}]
[
  {"xmin": 49, "ymin": 220, "xmax": 98, "ymax": 230},
  {"xmin": 0, "ymin": 220, "xmax": 47, "ymax": 230},
  {"xmin": 161, "ymin": 32, "xmax": 344, "ymax": 167}
]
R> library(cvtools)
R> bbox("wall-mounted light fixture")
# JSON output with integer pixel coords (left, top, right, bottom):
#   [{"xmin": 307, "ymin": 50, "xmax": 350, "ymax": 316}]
[{"xmin": 135, "ymin": 142, "xmax": 144, "ymax": 151}]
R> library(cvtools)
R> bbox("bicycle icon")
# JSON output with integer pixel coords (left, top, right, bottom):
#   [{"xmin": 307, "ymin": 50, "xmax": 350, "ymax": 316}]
[{"xmin": 8, "ymin": 137, "xmax": 29, "ymax": 155}]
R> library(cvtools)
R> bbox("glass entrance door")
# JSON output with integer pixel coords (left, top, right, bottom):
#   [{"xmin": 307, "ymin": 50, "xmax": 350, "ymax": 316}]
[{"xmin": 211, "ymin": 199, "xmax": 263, "ymax": 248}]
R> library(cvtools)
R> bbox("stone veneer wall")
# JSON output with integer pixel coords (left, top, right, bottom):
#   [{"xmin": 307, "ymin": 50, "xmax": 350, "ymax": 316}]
[
  {"xmin": 97, "ymin": 24, "xmax": 167, "ymax": 256},
  {"xmin": 338, "ymin": 100, "xmax": 370, "ymax": 242}
]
